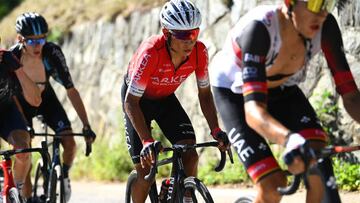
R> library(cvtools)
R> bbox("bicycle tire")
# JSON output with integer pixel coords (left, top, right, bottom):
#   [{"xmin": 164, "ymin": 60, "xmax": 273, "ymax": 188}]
[
  {"xmin": 33, "ymin": 160, "xmax": 48, "ymax": 201},
  {"xmin": 234, "ymin": 195, "xmax": 254, "ymax": 203},
  {"xmin": 47, "ymin": 164, "xmax": 66, "ymax": 203},
  {"xmin": 125, "ymin": 170, "xmax": 158, "ymax": 203},
  {"xmin": 183, "ymin": 176, "xmax": 214, "ymax": 203},
  {"xmin": 48, "ymin": 167, "xmax": 58, "ymax": 203},
  {"xmin": 9, "ymin": 187, "xmax": 23, "ymax": 203}
]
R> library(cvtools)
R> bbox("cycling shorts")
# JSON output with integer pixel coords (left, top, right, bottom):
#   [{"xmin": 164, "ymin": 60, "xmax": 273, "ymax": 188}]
[
  {"xmin": 212, "ymin": 85, "xmax": 327, "ymax": 183},
  {"xmin": 0, "ymin": 101, "xmax": 27, "ymax": 141},
  {"xmin": 20, "ymin": 84, "xmax": 71, "ymax": 134},
  {"xmin": 121, "ymin": 82, "xmax": 196, "ymax": 164}
]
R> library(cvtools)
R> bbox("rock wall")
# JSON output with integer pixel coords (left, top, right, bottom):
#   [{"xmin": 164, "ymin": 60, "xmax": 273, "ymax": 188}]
[{"xmin": 54, "ymin": 0, "xmax": 360, "ymax": 143}]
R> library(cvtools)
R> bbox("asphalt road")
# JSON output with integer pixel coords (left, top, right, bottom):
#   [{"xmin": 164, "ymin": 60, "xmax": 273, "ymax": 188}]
[{"xmin": 70, "ymin": 181, "xmax": 360, "ymax": 203}]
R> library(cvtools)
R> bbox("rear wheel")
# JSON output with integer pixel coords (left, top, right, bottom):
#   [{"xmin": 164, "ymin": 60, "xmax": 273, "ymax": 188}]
[
  {"xmin": 183, "ymin": 176, "xmax": 214, "ymax": 203},
  {"xmin": 125, "ymin": 170, "xmax": 158, "ymax": 203}
]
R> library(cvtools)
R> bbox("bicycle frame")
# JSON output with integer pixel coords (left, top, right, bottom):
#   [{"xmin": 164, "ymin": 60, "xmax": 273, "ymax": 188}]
[
  {"xmin": 1, "ymin": 156, "xmax": 16, "ymax": 202},
  {"xmin": 0, "ymin": 143, "xmax": 49, "ymax": 203},
  {"xmin": 144, "ymin": 141, "xmax": 232, "ymax": 202}
]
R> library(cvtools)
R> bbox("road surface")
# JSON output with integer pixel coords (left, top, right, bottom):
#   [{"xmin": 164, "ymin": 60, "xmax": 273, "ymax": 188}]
[{"xmin": 70, "ymin": 181, "xmax": 360, "ymax": 203}]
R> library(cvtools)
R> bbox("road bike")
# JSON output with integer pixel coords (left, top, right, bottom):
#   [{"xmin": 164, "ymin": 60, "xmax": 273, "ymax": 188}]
[
  {"xmin": 31, "ymin": 116, "xmax": 92, "ymax": 203},
  {"xmin": 0, "ymin": 141, "xmax": 49, "ymax": 203},
  {"xmin": 125, "ymin": 141, "xmax": 233, "ymax": 203}
]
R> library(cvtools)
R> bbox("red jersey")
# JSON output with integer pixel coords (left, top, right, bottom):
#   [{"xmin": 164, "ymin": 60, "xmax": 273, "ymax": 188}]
[{"xmin": 126, "ymin": 35, "xmax": 209, "ymax": 99}]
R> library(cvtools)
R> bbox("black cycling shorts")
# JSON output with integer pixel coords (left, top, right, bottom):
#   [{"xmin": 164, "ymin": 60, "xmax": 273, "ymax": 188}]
[
  {"xmin": 121, "ymin": 82, "xmax": 196, "ymax": 164},
  {"xmin": 0, "ymin": 101, "xmax": 27, "ymax": 141},
  {"xmin": 212, "ymin": 85, "xmax": 327, "ymax": 183},
  {"xmin": 20, "ymin": 84, "xmax": 71, "ymax": 133}
]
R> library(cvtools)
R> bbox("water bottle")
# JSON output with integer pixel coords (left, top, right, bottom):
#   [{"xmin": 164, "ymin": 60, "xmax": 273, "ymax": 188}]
[{"xmin": 158, "ymin": 178, "xmax": 170, "ymax": 202}]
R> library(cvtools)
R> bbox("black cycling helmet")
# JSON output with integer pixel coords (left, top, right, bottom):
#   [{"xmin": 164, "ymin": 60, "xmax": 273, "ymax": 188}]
[{"xmin": 15, "ymin": 12, "xmax": 48, "ymax": 37}]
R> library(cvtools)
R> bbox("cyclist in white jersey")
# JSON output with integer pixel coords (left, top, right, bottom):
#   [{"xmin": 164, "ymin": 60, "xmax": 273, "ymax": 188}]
[{"xmin": 210, "ymin": 0, "xmax": 358, "ymax": 202}]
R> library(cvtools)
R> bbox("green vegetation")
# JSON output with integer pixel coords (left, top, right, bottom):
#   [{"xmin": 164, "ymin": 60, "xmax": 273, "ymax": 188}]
[
  {"xmin": 0, "ymin": 0, "xmax": 23, "ymax": 20},
  {"xmin": 312, "ymin": 90, "xmax": 360, "ymax": 191}
]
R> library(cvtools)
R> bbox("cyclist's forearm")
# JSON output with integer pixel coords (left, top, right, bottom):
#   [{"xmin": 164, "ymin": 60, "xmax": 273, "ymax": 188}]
[
  {"xmin": 15, "ymin": 68, "xmax": 42, "ymax": 106},
  {"xmin": 124, "ymin": 100, "xmax": 152, "ymax": 142},
  {"xmin": 198, "ymin": 87, "xmax": 220, "ymax": 131},
  {"xmin": 244, "ymin": 101, "xmax": 290, "ymax": 146},
  {"xmin": 66, "ymin": 87, "xmax": 90, "ymax": 126}
]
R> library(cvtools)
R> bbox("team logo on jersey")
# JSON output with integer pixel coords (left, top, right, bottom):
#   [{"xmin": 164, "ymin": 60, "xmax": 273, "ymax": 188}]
[
  {"xmin": 244, "ymin": 53, "xmax": 265, "ymax": 63},
  {"xmin": 151, "ymin": 74, "xmax": 187, "ymax": 85},
  {"xmin": 133, "ymin": 54, "xmax": 151, "ymax": 82},
  {"xmin": 243, "ymin": 66, "xmax": 258, "ymax": 79}
]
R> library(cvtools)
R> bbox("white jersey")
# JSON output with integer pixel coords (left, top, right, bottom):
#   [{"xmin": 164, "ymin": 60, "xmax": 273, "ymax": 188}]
[{"xmin": 209, "ymin": 5, "xmax": 322, "ymax": 94}]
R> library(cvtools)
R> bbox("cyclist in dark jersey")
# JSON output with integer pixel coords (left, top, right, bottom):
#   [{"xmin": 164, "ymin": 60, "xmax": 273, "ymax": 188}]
[
  {"xmin": 121, "ymin": 0, "xmax": 229, "ymax": 202},
  {"xmin": 10, "ymin": 12, "xmax": 96, "ymax": 202},
  {"xmin": 0, "ymin": 49, "xmax": 41, "ymax": 201},
  {"xmin": 209, "ymin": 0, "xmax": 356, "ymax": 202}
]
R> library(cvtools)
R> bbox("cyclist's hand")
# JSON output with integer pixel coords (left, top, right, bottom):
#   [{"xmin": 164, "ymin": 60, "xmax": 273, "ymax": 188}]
[
  {"xmin": 0, "ymin": 50, "xmax": 22, "ymax": 71},
  {"xmin": 140, "ymin": 139, "xmax": 159, "ymax": 168},
  {"xmin": 283, "ymin": 133, "xmax": 306, "ymax": 175},
  {"xmin": 211, "ymin": 128, "xmax": 230, "ymax": 151},
  {"xmin": 83, "ymin": 125, "xmax": 96, "ymax": 143}
]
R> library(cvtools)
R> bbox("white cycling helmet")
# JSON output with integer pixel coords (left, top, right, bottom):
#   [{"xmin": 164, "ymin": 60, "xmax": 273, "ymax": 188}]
[{"xmin": 160, "ymin": 0, "xmax": 202, "ymax": 31}]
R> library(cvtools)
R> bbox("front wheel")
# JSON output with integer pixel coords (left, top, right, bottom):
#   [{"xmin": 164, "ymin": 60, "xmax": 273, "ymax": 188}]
[
  {"xmin": 183, "ymin": 176, "xmax": 214, "ymax": 203},
  {"xmin": 234, "ymin": 195, "xmax": 255, "ymax": 203},
  {"xmin": 48, "ymin": 165, "xmax": 65, "ymax": 203},
  {"xmin": 33, "ymin": 160, "xmax": 48, "ymax": 201}
]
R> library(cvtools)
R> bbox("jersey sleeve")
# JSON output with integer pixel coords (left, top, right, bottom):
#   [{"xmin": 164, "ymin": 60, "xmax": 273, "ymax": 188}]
[
  {"xmin": 195, "ymin": 42, "xmax": 210, "ymax": 88},
  {"xmin": 127, "ymin": 46, "xmax": 159, "ymax": 97},
  {"xmin": 237, "ymin": 21, "xmax": 270, "ymax": 103},
  {"xmin": 43, "ymin": 43, "xmax": 74, "ymax": 89},
  {"xmin": 321, "ymin": 14, "xmax": 357, "ymax": 95}
]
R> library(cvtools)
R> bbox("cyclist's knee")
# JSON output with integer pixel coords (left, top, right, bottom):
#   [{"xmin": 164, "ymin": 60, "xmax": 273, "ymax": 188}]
[
  {"xmin": 183, "ymin": 149, "xmax": 199, "ymax": 164},
  {"xmin": 60, "ymin": 131, "xmax": 76, "ymax": 149}
]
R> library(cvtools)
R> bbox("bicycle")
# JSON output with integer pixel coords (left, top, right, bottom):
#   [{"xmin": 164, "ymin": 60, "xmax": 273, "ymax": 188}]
[
  {"xmin": 125, "ymin": 140, "xmax": 234, "ymax": 203},
  {"xmin": 0, "ymin": 141, "xmax": 49, "ymax": 203},
  {"xmin": 30, "ymin": 116, "xmax": 92, "ymax": 203},
  {"xmin": 277, "ymin": 143, "xmax": 360, "ymax": 203}
]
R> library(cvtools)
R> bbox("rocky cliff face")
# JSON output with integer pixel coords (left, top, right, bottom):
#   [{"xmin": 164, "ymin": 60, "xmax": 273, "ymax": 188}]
[{"xmin": 55, "ymin": 0, "xmax": 360, "ymax": 143}]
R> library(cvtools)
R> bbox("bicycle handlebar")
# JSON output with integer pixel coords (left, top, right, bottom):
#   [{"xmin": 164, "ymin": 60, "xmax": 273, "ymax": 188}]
[
  {"xmin": 144, "ymin": 141, "xmax": 231, "ymax": 181},
  {"xmin": 0, "ymin": 141, "xmax": 50, "ymax": 170},
  {"xmin": 278, "ymin": 144, "xmax": 360, "ymax": 195},
  {"xmin": 32, "ymin": 132, "xmax": 92, "ymax": 156}
]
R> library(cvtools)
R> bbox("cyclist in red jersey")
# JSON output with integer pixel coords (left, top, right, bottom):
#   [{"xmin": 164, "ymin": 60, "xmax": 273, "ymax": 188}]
[
  {"xmin": 121, "ymin": 0, "xmax": 229, "ymax": 202},
  {"xmin": 209, "ymin": 0, "xmax": 356, "ymax": 203}
]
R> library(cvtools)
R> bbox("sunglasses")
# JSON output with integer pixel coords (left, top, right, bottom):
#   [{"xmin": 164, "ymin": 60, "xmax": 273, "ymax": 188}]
[
  {"xmin": 24, "ymin": 38, "xmax": 46, "ymax": 46},
  {"xmin": 298, "ymin": 0, "xmax": 337, "ymax": 13},
  {"xmin": 169, "ymin": 28, "xmax": 200, "ymax": 41}
]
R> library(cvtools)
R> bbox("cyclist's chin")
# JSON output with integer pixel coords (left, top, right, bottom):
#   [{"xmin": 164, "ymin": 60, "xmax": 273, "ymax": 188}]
[{"xmin": 30, "ymin": 50, "xmax": 42, "ymax": 57}]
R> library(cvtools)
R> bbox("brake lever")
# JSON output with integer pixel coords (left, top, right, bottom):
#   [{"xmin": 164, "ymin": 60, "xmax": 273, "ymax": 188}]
[{"xmin": 227, "ymin": 147, "xmax": 234, "ymax": 164}]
